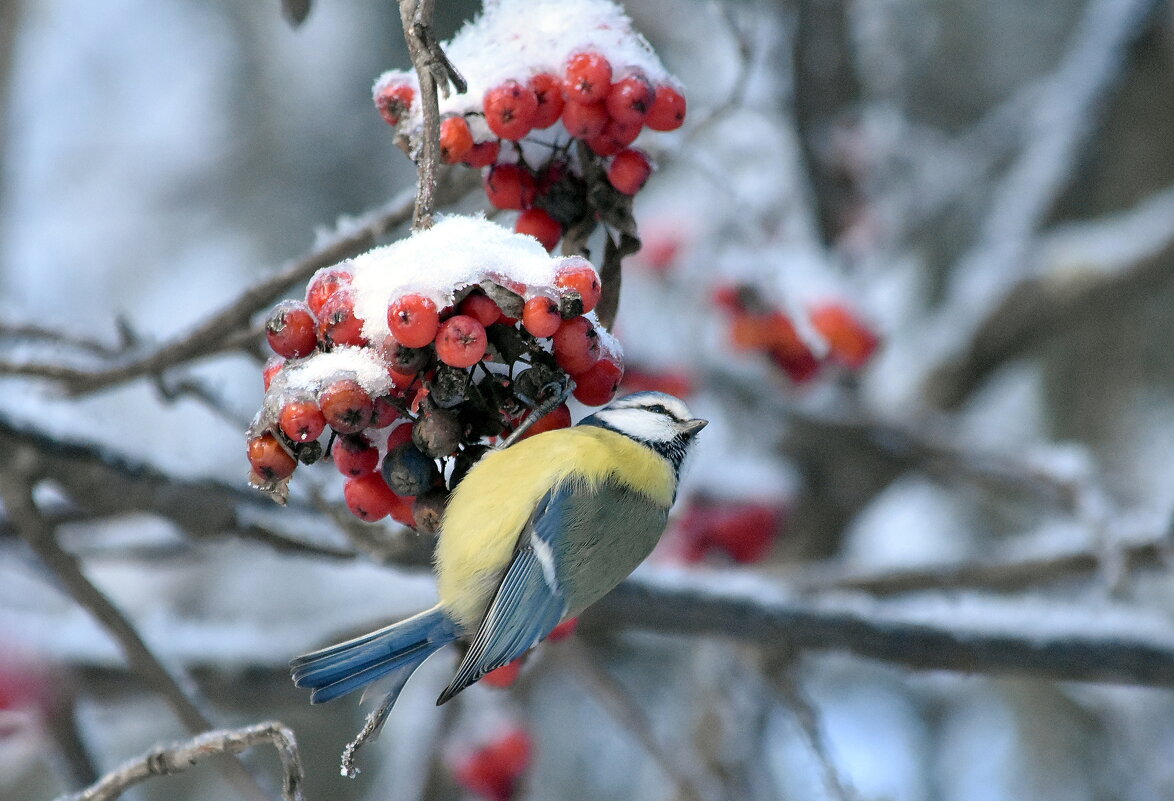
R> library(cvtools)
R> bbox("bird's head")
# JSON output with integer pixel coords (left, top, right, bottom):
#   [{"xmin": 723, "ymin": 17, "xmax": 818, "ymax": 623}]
[{"xmin": 579, "ymin": 391, "xmax": 707, "ymax": 473}]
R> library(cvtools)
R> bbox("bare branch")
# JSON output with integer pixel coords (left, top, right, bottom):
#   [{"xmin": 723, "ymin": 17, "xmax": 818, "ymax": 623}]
[
  {"xmin": 59, "ymin": 721, "xmax": 305, "ymax": 801},
  {"xmin": 591, "ymin": 569, "xmax": 1174, "ymax": 688},
  {"xmin": 768, "ymin": 662, "xmax": 859, "ymax": 801}
]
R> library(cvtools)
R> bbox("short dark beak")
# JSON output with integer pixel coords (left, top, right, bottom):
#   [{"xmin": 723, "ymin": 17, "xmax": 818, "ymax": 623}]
[{"xmin": 682, "ymin": 418, "xmax": 708, "ymax": 436}]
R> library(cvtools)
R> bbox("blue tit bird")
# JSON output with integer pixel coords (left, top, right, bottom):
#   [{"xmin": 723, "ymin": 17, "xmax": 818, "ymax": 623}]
[{"xmin": 290, "ymin": 390, "xmax": 706, "ymax": 712}]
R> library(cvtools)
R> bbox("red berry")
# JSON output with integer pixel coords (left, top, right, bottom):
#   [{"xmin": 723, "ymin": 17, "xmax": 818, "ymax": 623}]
[
  {"xmin": 646, "ymin": 84, "xmax": 687, "ymax": 131},
  {"xmin": 343, "ymin": 473, "xmax": 398, "ymax": 522},
  {"xmin": 370, "ymin": 395, "xmax": 401, "ymax": 428},
  {"xmin": 554, "ymin": 259, "xmax": 602, "ymax": 314},
  {"xmin": 265, "ymin": 300, "xmax": 318, "ymax": 359},
  {"xmin": 607, "ymin": 148, "xmax": 652, "ymax": 195},
  {"xmin": 484, "ymin": 164, "xmax": 537, "ymax": 210},
  {"xmin": 317, "ymin": 289, "xmax": 368, "ymax": 348},
  {"xmin": 480, "ymin": 658, "xmax": 523, "ymax": 689},
  {"xmin": 514, "ymin": 209, "xmax": 561, "ymax": 252},
  {"xmin": 440, "ymin": 116, "xmax": 475, "ymax": 164},
  {"xmin": 563, "ymin": 51, "xmax": 612, "ymax": 104},
  {"xmin": 319, "ymin": 378, "xmax": 374, "ymax": 434},
  {"xmin": 587, "ymin": 118, "xmax": 641, "ymax": 156},
  {"xmin": 809, "ymin": 303, "xmax": 880, "ymax": 369},
  {"xmin": 386, "ymin": 422, "xmax": 415, "ymax": 451},
  {"xmin": 374, "ymin": 78, "xmax": 415, "ymax": 127},
  {"xmin": 453, "ymin": 728, "xmax": 533, "ymax": 801},
  {"xmin": 518, "ymin": 403, "xmax": 572, "ymax": 440},
  {"xmin": 278, "ymin": 400, "xmax": 326, "ymax": 443},
  {"xmin": 263, "ymin": 356, "xmax": 285, "ymax": 390},
  {"xmin": 572, "ymin": 358, "xmax": 623, "ymax": 406},
  {"xmin": 247, "ymin": 433, "xmax": 297, "ymax": 482},
  {"xmin": 621, "ymin": 368, "xmax": 693, "ymax": 398},
  {"xmin": 528, "ymin": 73, "xmax": 565, "ymax": 129},
  {"xmin": 546, "ymin": 617, "xmax": 579, "ymax": 641},
  {"xmin": 435, "ymin": 315, "xmax": 488, "ymax": 368},
  {"xmin": 521, "ymin": 295, "xmax": 562, "ymax": 337},
  {"xmin": 484, "ymin": 80, "xmax": 539, "ymax": 141},
  {"xmin": 552, "ymin": 316, "xmax": 601, "ymax": 375},
  {"xmin": 459, "ymin": 293, "xmax": 502, "ymax": 327},
  {"xmin": 387, "ymin": 294, "xmax": 440, "ymax": 348},
  {"xmin": 560, "ymin": 100, "xmax": 608, "ymax": 139},
  {"xmin": 463, "ymin": 140, "xmax": 501, "ymax": 168},
  {"xmin": 334, "ymin": 434, "xmax": 379, "ymax": 477},
  {"xmin": 388, "ymin": 491, "xmax": 417, "ymax": 528},
  {"xmin": 305, "ymin": 266, "xmax": 352, "ymax": 318},
  {"xmin": 606, "ymin": 70, "xmax": 654, "ymax": 125}
]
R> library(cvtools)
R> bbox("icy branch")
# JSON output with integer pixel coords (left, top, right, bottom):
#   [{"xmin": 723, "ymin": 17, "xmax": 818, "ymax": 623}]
[{"xmin": 58, "ymin": 721, "xmax": 305, "ymax": 801}]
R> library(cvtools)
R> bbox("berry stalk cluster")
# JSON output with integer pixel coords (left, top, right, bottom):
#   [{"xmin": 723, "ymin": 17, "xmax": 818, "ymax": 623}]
[{"xmin": 247, "ymin": 217, "xmax": 623, "ymax": 528}]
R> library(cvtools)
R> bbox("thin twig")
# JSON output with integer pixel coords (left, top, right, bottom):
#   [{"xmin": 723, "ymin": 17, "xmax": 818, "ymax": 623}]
[
  {"xmin": 0, "ymin": 457, "xmax": 272, "ymax": 800},
  {"xmin": 58, "ymin": 721, "xmax": 305, "ymax": 801},
  {"xmin": 558, "ymin": 639, "xmax": 713, "ymax": 801},
  {"xmin": 768, "ymin": 662, "xmax": 858, "ymax": 801}
]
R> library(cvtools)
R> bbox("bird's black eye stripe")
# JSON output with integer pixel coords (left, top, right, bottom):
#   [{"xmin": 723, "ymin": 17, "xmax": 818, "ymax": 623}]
[{"xmin": 647, "ymin": 404, "xmax": 671, "ymax": 416}]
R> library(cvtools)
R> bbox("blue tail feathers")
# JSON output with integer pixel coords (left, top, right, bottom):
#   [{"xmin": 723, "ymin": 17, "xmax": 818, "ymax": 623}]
[{"xmin": 290, "ymin": 605, "xmax": 458, "ymax": 705}]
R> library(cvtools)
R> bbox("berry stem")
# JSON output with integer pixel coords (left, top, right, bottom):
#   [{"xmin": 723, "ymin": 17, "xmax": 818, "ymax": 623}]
[{"xmin": 399, "ymin": 0, "xmax": 466, "ymax": 230}]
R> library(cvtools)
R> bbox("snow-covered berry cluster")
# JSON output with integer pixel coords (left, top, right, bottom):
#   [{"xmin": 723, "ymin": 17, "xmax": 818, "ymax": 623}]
[
  {"xmin": 247, "ymin": 216, "xmax": 623, "ymax": 526},
  {"xmin": 715, "ymin": 284, "xmax": 880, "ymax": 383},
  {"xmin": 373, "ymin": 0, "xmax": 685, "ymax": 253}
]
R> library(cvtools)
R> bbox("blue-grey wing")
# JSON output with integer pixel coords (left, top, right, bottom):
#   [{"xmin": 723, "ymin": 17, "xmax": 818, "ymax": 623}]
[{"xmin": 437, "ymin": 480, "xmax": 668, "ymax": 704}]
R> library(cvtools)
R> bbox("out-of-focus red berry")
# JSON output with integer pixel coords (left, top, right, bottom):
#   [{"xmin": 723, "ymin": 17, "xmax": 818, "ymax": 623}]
[
  {"xmin": 453, "ymin": 727, "xmax": 533, "ymax": 801},
  {"xmin": 480, "ymin": 658, "xmax": 523, "ymax": 689},
  {"xmin": 435, "ymin": 315, "xmax": 488, "ymax": 368},
  {"xmin": 266, "ymin": 300, "xmax": 318, "ymax": 359},
  {"xmin": 521, "ymin": 295, "xmax": 562, "ymax": 338},
  {"xmin": 674, "ymin": 499, "xmax": 784, "ymax": 564},
  {"xmin": 552, "ymin": 316, "xmax": 601, "ymax": 375},
  {"xmin": 528, "ymin": 73, "xmax": 565, "ymax": 129},
  {"xmin": 440, "ymin": 116, "xmax": 475, "ymax": 164},
  {"xmin": 317, "ymin": 289, "xmax": 368, "ymax": 348},
  {"xmin": 247, "ymin": 433, "xmax": 297, "ymax": 482},
  {"xmin": 587, "ymin": 118, "xmax": 641, "ymax": 157},
  {"xmin": 263, "ymin": 356, "xmax": 285, "ymax": 390},
  {"xmin": 459, "ymin": 293, "xmax": 503, "ymax": 327},
  {"xmin": 554, "ymin": 259, "xmax": 602, "ymax": 314},
  {"xmin": 712, "ymin": 285, "xmax": 746, "ymax": 313},
  {"xmin": 319, "ymin": 378, "xmax": 374, "ymax": 434},
  {"xmin": 572, "ymin": 358, "xmax": 623, "ymax": 406},
  {"xmin": 305, "ymin": 266, "xmax": 352, "ymax": 318},
  {"xmin": 484, "ymin": 164, "xmax": 537, "ymax": 210},
  {"xmin": 463, "ymin": 140, "xmax": 501, "ymax": 168},
  {"xmin": 729, "ymin": 311, "xmax": 820, "ymax": 382},
  {"xmin": 563, "ymin": 51, "xmax": 612, "ymax": 104},
  {"xmin": 344, "ymin": 473, "xmax": 398, "ymax": 521},
  {"xmin": 374, "ymin": 79, "xmax": 415, "ymax": 127},
  {"xmin": 484, "ymin": 81, "xmax": 539, "ymax": 141},
  {"xmin": 645, "ymin": 84, "xmax": 686, "ymax": 131},
  {"xmin": 770, "ymin": 344, "xmax": 821, "ymax": 383},
  {"xmin": 634, "ymin": 225, "xmax": 684, "ymax": 274},
  {"xmin": 518, "ymin": 403, "xmax": 572, "ymax": 440},
  {"xmin": 607, "ymin": 148, "xmax": 652, "ymax": 195},
  {"xmin": 561, "ymin": 100, "xmax": 608, "ymax": 140},
  {"xmin": 278, "ymin": 400, "xmax": 326, "ymax": 443},
  {"xmin": 387, "ymin": 294, "xmax": 440, "ymax": 348},
  {"xmin": 809, "ymin": 303, "xmax": 880, "ymax": 369},
  {"xmin": 514, "ymin": 209, "xmax": 562, "ymax": 252},
  {"xmin": 333, "ymin": 434, "xmax": 379, "ymax": 477},
  {"xmin": 546, "ymin": 617, "xmax": 579, "ymax": 641},
  {"xmin": 606, "ymin": 70, "xmax": 654, "ymax": 125},
  {"xmin": 621, "ymin": 368, "xmax": 694, "ymax": 398}
]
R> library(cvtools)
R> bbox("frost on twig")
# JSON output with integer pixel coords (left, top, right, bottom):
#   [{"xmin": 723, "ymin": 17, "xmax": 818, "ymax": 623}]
[{"xmin": 58, "ymin": 721, "xmax": 305, "ymax": 801}]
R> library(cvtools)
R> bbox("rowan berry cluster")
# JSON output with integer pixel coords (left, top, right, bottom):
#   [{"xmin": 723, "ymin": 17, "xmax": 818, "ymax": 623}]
[
  {"xmin": 247, "ymin": 217, "xmax": 623, "ymax": 527},
  {"xmin": 666, "ymin": 497, "xmax": 786, "ymax": 565},
  {"xmin": 372, "ymin": 0, "xmax": 685, "ymax": 253},
  {"xmin": 715, "ymin": 284, "xmax": 880, "ymax": 383}
]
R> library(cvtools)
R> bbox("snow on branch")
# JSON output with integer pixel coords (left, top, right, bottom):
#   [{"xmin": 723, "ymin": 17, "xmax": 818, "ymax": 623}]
[
  {"xmin": 594, "ymin": 567, "xmax": 1174, "ymax": 689},
  {"xmin": 57, "ymin": 721, "xmax": 305, "ymax": 801}
]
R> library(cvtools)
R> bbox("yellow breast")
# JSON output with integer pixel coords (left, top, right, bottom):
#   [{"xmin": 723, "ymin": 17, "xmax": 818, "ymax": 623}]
[{"xmin": 435, "ymin": 425, "xmax": 674, "ymax": 629}]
